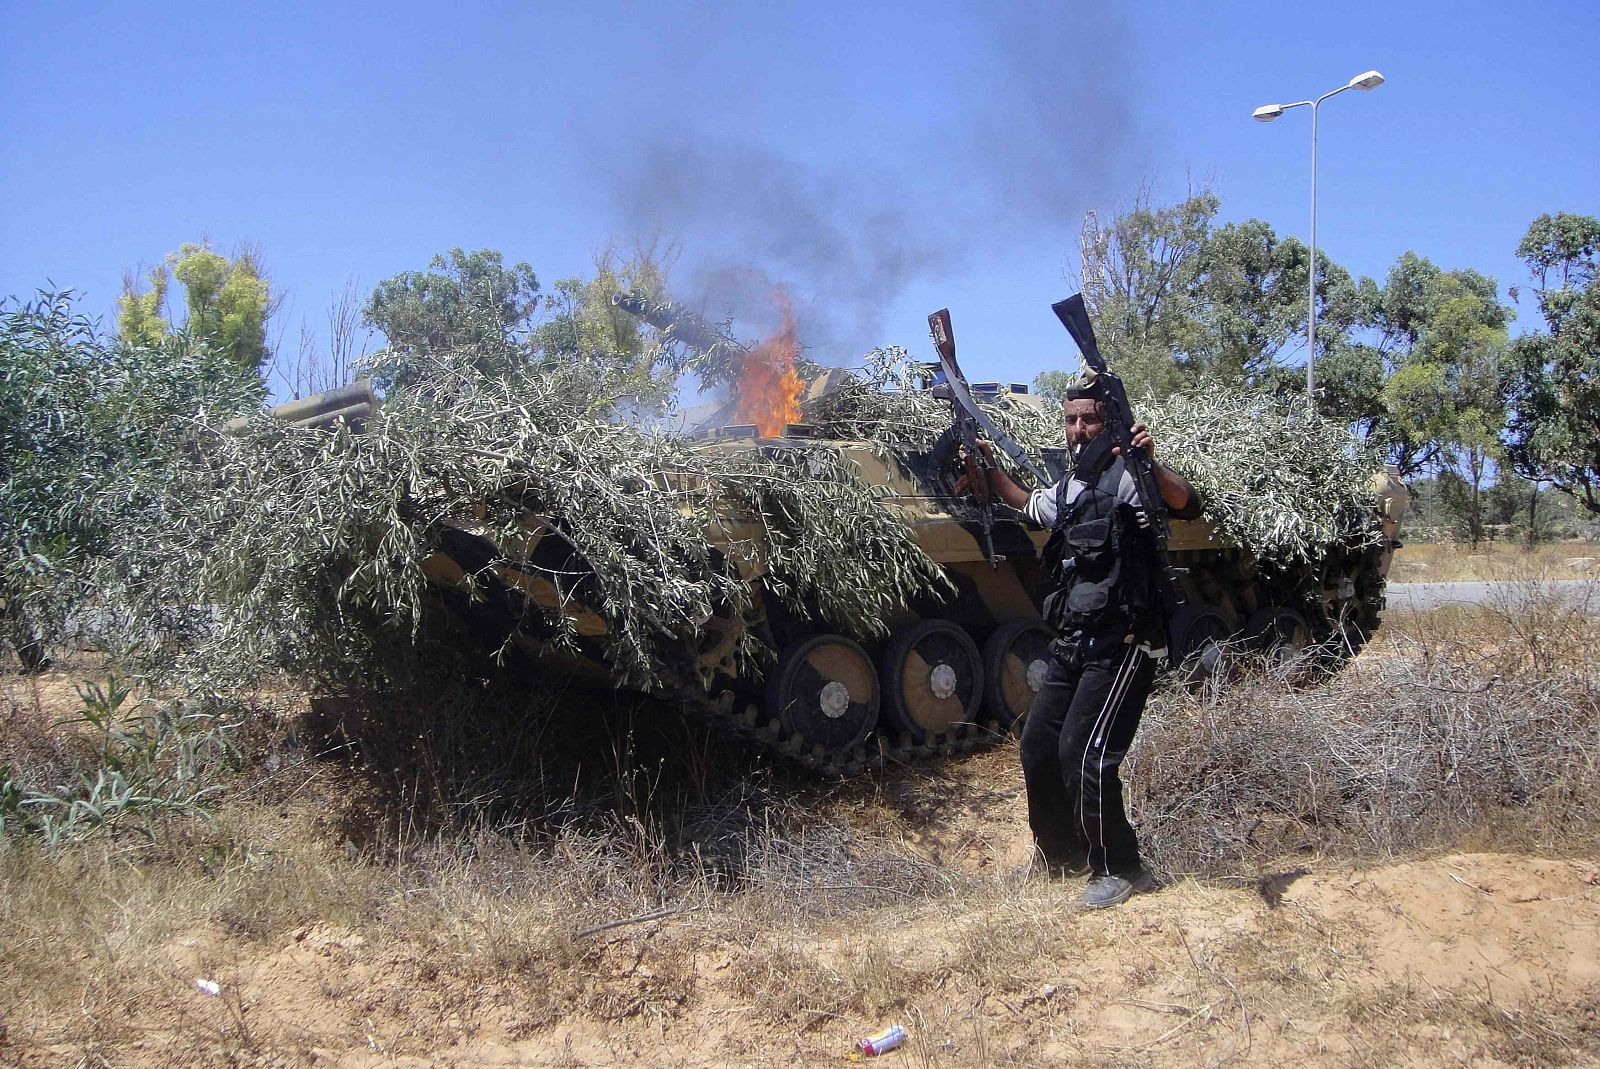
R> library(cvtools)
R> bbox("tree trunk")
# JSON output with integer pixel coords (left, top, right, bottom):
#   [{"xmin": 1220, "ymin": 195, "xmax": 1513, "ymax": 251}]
[
  {"xmin": 1468, "ymin": 450, "xmax": 1486, "ymax": 550},
  {"xmin": 1527, "ymin": 482, "xmax": 1540, "ymax": 548}
]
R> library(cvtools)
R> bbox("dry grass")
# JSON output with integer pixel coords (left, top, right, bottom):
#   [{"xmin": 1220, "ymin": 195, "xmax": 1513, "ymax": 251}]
[
  {"xmin": 1326, "ymin": 982, "xmax": 1600, "ymax": 1069},
  {"xmin": 3, "ymin": 589, "xmax": 1600, "ymax": 1066},
  {"xmin": 4, "ymin": 836, "xmax": 1598, "ymax": 1065},
  {"xmin": 1389, "ymin": 539, "xmax": 1600, "ymax": 582},
  {"xmin": 1130, "ymin": 583, "xmax": 1600, "ymax": 877}
]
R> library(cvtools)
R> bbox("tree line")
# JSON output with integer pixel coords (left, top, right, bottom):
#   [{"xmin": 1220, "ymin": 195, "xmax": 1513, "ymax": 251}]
[{"xmin": 1039, "ymin": 193, "xmax": 1600, "ymax": 547}]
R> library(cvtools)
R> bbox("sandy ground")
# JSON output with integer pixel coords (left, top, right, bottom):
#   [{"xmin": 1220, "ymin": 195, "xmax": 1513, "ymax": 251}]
[
  {"xmin": 7, "ymin": 764, "xmax": 1598, "ymax": 1067},
  {"xmin": 5, "ymin": 661, "xmax": 1598, "ymax": 1067},
  {"xmin": 126, "ymin": 853, "xmax": 1596, "ymax": 1069}
]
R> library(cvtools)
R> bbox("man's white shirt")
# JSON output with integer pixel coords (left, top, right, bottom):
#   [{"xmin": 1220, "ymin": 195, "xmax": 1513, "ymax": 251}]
[{"xmin": 1023, "ymin": 463, "xmax": 1141, "ymax": 529}]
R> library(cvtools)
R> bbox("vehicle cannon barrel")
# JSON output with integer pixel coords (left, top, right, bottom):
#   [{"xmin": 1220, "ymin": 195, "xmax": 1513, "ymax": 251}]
[
  {"xmin": 611, "ymin": 290, "xmax": 749, "ymax": 359},
  {"xmin": 611, "ymin": 289, "xmax": 852, "ymax": 415},
  {"xmin": 224, "ymin": 380, "xmax": 377, "ymax": 435}
]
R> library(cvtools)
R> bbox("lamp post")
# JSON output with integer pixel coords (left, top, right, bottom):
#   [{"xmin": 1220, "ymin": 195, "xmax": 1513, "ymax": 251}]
[{"xmin": 1254, "ymin": 69, "xmax": 1385, "ymax": 408}]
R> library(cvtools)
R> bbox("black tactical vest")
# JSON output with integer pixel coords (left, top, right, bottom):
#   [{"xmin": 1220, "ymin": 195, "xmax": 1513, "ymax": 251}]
[{"xmin": 1040, "ymin": 455, "xmax": 1165, "ymax": 644}]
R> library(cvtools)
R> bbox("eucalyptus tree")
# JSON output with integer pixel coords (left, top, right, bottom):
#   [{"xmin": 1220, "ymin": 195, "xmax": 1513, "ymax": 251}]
[
  {"xmin": 1328, "ymin": 252, "xmax": 1512, "ymax": 482},
  {"xmin": 1503, "ymin": 212, "xmax": 1600, "ymax": 513},
  {"xmin": 1089, "ymin": 190, "xmax": 1215, "ymax": 385},
  {"xmin": 364, "ymin": 248, "xmax": 541, "ymax": 387},
  {"xmin": 530, "ymin": 247, "xmax": 675, "ymax": 411},
  {"xmin": 1067, "ymin": 189, "xmax": 1360, "ymax": 402},
  {"xmin": 364, "ymin": 246, "xmax": 683, "ymax": 410}
]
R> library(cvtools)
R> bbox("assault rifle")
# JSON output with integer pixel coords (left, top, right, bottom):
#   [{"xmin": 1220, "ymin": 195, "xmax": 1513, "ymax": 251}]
[
  {"xmin": 927, "ymin": 309, "xmax": 1051, "ymax": 566},
  {"xmin": 1050, "ymin": 294, "xmax": 1185, "ymax": 612},
  {"xmin": 928, "ymin": 308, "xmax": 997, "ymax": 565}
]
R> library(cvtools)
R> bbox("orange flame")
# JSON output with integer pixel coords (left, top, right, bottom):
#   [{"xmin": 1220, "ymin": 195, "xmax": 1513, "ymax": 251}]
[{"xmin": 734, "ymin": 289, "xmax": 803, "ymax": 436}]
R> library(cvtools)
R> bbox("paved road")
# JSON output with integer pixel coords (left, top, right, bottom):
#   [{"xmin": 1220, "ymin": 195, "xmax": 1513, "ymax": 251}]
[{"xmin": 1386, "ymin": 579, "xmax": 1600, "ymax": 613}]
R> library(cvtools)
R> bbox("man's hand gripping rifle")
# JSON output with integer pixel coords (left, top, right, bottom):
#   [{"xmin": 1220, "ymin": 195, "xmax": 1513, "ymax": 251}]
[
  {"xmin": 927, "ymin": 309, "xmax": 1051, "ymax": 567},
  {"xmin": 1050, "ymin": 294, "xmax": 1185, "ymax": 614}
]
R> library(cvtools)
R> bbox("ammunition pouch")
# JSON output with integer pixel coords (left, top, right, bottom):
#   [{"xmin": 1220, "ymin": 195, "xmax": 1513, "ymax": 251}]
[
  {"xmin": 1040, "ymin": 460, "xmax": 1160, "ymax": 639},
  {"xmin": 1063, "ymin": 516, "xmax": 1116, "ymax": 568}
]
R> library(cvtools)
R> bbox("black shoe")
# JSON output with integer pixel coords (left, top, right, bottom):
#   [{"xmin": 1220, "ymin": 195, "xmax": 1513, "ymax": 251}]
[
  {"xmin": 1078, "ymin": 874, "xmax": 1134, "ymax": 909},
  {"xmin": 1077, "ymin": 868, "xmax": 1156, "ymax": 909}
]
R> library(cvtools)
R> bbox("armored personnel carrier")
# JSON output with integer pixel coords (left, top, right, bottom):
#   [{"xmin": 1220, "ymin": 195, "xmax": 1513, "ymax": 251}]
[{"xmin": 267, "ymin": 356, "xmax": 1407, "ymax": 776}]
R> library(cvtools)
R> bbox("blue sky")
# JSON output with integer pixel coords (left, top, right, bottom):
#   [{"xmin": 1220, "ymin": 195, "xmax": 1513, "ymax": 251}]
[{"xmin": 3, "ymin": 1, "xmax": 1596, "ymax": 398}]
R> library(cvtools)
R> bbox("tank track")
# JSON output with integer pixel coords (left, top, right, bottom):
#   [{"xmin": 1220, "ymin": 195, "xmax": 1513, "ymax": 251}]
[
  {"xmin": 658, "ymin": 675, "xmax": 1012, "ymax": 778},
  {"xmin": 652, "ymin": 570, "xmax": 1384, "ymax": 778},
  {"xmin": 661, "ymin": 545, "xmax": 1392, "ymax": 777}
]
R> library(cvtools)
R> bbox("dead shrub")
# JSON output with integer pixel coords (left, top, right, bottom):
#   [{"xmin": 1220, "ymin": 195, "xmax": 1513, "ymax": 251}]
[{"xmin": 1130, "ymin": 590, "xmax": 1600, "ymax": 876}]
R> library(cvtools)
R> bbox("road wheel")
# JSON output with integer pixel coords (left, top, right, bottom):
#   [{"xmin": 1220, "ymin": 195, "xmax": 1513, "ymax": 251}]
[
  {"xmin": 1314, "ymin": 613, "xmax": 1375, "ymax": 674},
  {"xmin": 1167, "ymin": 605, "xmax": 1232, "ymax": 688},
  {"xmin": 880, "ymin": 620, "xmax": 984, "ymax": 742},
  {"xmin": 1243, "ymin": 606, "xmax": 1312, "ymax": 671},
  {"xmin": 767, "ymin": 635, "xmax": 880, "ymax": 752},
  {"xmin": 981, "ymin": 618, "xmax": 1053, "ymax": 732}
]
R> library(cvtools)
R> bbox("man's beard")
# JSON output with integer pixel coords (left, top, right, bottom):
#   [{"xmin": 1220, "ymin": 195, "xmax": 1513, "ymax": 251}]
[{"xmin": 1072, "ymin": 432, "xmax": 1116, "ymax": 482}]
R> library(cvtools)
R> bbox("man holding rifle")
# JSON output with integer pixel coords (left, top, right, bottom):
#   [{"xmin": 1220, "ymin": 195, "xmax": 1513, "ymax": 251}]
[{"xmin": 964, "ymin": 378, "xmax": 1200, "ymax": 909}]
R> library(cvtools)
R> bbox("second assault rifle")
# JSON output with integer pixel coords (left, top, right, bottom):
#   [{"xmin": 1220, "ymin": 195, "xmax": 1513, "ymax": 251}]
[
  {"xmin": 1050, "ymin": 293, "xmax": 1185, "ymax": 613},
  {"xmin": 927, "ymin": 308, "xmax": 1050, "ymax": 566}
]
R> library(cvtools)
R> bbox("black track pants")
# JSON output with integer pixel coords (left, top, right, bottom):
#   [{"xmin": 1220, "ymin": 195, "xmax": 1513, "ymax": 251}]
[{"xmin": 1019, "ymin": 640, "xmax": 1158, "ymax": 877}]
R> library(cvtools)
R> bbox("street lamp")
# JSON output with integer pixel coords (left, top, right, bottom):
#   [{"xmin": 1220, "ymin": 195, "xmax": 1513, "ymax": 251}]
[{"xmin": 1254, "ymin": 69, "xmax": 1385, "ymax": 407}]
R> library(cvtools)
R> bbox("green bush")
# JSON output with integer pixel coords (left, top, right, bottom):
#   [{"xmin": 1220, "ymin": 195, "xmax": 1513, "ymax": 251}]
[{"xmin": 0, "ymin": 679, "xmax": 240, "ymax": 848}]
